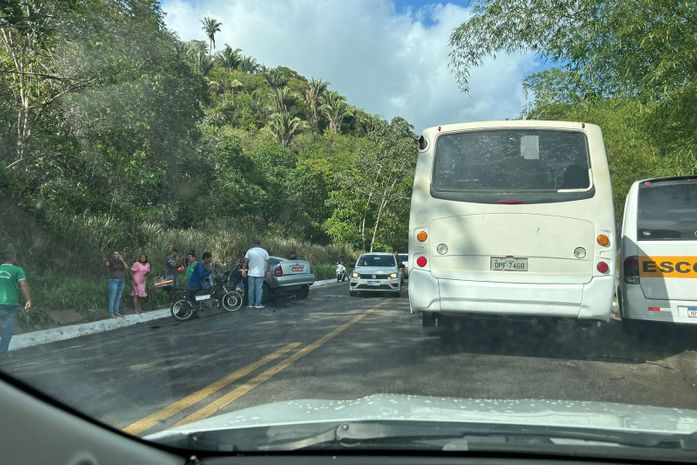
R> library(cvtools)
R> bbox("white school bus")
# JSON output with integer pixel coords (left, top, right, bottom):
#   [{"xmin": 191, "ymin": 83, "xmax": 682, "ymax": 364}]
[
  {"xmin": 408, "ymin": 120, "xmax": 616, "ymax": 331},
  {"xmin": 619, "ymin": 176, "xmax": 697, "ymax": 330}
]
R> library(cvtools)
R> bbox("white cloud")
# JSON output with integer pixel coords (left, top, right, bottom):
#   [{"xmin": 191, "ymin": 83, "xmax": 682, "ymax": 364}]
[{"xmin": 162, "ymin": 0, "xmax": 537, "ymax": 132}]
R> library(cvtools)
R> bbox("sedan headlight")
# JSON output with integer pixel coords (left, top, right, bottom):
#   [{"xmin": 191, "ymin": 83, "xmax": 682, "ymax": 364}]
[
  {"xmin": 351, "ymin": 272, "xmax": 359, "ymax": 278},
  {"xmin": 389, "ymin": 272, "xmax": 398, "ymax": 279}
]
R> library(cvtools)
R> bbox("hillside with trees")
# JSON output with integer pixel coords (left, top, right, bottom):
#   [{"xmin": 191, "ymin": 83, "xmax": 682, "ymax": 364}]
[{"xmin": 0, "ymin": 0, "xmax": 416, "ymax": 327}]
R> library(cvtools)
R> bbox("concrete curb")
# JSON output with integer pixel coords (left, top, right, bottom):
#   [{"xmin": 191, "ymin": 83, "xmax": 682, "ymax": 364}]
[{"xmin": 9, "ymin": 278, "xmax": 342, "ymax": 352}]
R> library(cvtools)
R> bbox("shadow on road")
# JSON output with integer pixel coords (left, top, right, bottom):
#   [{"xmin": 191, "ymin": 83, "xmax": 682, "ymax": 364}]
[{"xmin": 418, "ymin": 316, "xmax": 697, "ymax": 366}]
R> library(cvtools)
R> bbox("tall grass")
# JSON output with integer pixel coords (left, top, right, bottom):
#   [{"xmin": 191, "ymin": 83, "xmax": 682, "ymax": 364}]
[{"xmin": 2, "ymin": 209, "xmax": 355, "ymax": 331}]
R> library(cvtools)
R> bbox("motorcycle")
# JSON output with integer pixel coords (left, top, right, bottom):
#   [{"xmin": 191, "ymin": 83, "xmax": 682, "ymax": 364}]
[
  {"xmin": 336, "ymin": 263, "xmax": 347, "ymax": 282},
  {"xmin": 170, "ymin": 270, "xmax": 244, "ymax": 321}
]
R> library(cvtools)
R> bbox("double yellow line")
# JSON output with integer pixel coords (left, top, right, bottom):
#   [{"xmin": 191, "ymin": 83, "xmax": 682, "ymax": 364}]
[{"xmin": 123, "ymin": 303, "xmax": 383, "ymax": 435}]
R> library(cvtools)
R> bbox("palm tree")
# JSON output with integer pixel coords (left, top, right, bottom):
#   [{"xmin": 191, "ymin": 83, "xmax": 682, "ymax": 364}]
[
  {"xmin": 265, "ymin": 112, "xmax": 306, "ymax": 148},
  {"xmin": 201, "ymin": 17, "xmax": 222, "ymax": 54},
  {"xmin": 264, "ymin": 69, "xmax": 289, "ymax": 90},
  {"xmin": 270, "ymin": 87, "xmax": 297, "ymax": 114},
  {"xmin": 321, "ymin": 90, "xmax": 351, "ymax": 133},
  {"xmin": 215, "ymin": 44, "xmax": 242, "ymax": 71},
  {"xmin": 304, "ymin": 78, "xmax": 328, "ymax": 130},
  {"xmin": 185, "ymin": 40, "xmax": 214, "ymax": 75},
  {"xmin": 239, "ymin": 56, "xmax": 261, "ymax": 74}
]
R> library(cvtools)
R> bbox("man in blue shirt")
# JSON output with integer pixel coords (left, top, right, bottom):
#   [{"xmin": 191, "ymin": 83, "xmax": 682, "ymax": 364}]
[{"xmin": 187, "ymin": 251, "xmax": 213, "ymax": 291}]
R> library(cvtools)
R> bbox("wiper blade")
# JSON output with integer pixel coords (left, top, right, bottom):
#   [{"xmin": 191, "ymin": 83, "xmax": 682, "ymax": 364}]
[
  {"xmin": 263, "ymin": 421, "xmax": 697, "ymax": 452},
  {"xmin": 154, "ymin": 420, "xmax": 697, "ymax": 453}
]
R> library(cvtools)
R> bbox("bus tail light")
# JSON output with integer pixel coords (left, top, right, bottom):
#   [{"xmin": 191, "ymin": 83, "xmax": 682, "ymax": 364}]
[
  {"xmin": 597, "ymin": 234, "xmax": 610, "ymax": 247},
  {"xmin": 623, "ymin": 256, "xmax": 639, "ymax": 284},
  {"xmin": 416, "ymin": 256, "xmax": 427, "ymax": 267},
  {"xmin": 648, "ymin": 306, "xmax": 661, "ymax": 312},
  {"xmin": 416, "ymin": 231, "xmax": 428, "ymax": 242},
  {"xmin": 597, "ymin": 261, "xmax": 609, "ymax": 274}
]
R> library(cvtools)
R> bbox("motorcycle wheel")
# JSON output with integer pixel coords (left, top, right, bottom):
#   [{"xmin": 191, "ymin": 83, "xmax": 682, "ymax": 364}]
[
  {"xmin": 171, "ymin": 299, "xmax": 195, "ymax": 321},
  {"xmin": 222, "ymin": 291, "xmax": 243, "ymax": 312}
]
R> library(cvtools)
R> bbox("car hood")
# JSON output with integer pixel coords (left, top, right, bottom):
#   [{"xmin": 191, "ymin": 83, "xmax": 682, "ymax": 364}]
[
  {"xmin": 146, "ymin": 394, "xmax": 697, "ymax": 440},
  {"xmin": 353, "ymin": 266, "xmax": 398, "ymax": 275}
]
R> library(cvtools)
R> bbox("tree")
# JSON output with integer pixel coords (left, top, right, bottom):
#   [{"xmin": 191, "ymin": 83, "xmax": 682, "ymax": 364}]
[
  {"xmin": 185, "ymin": 40, "xmax": 214, "ymax": 75},
  {"xmin": 201, "ymin": 16, "xmax": 222, "ymax": 55},
  {"xmin": 215, "ymin": 44, "xmax": 242, "ymax": 72},
  {"xmin": 239, "ymin": 56, "xmax": 261, "ymax": 73},
  {"xmin": 264, "ymin": 68, "xmax": 289, "ymax": 90},
  {"xmin": 0, "ymin": 0, "xmax": 146, "ymax": 169},
  {"xmin": 265, "ymin": 112, "xmax": 306, "ymax": 148},
  {"xmin": 304, "ymin": 78, "xmax": 328, "ymax": 130},
  {"xmin": 449, "ymin": 0, "xmax": 697, "ymax": 155},
  {"xmin": 325, "ymin": 117, "xmax": 416, "ymax": 251},
  {"xmin": 321, "ymin": 90, "xmax": 351, "ymax": 133},
  {"xmin": 269, "ymin": 86, "xmax": 297, "ymax": 114}
]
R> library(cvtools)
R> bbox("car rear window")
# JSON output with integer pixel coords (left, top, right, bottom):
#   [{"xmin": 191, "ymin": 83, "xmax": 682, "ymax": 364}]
[
  {"xmin": 638, "ymin": 181, "xmax": 697, "ymax": 241},
  {"xmin": 431, "ymin": 129, "xmax": 593, "ymax": 203},
  {"xmin": 358, "ymin": 255, "xmax": 396, "ymax": 267}
]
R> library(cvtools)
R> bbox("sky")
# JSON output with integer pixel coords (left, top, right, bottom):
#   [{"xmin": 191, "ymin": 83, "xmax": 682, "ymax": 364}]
[{"xmin": 161, "ymin": 0, "xmax": 539, "ymax": 132}]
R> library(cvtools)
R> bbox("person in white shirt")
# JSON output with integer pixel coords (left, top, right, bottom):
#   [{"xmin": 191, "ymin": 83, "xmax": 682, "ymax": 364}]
[{"xmin": 241, "ymin": 239, "xmax": 271, "ymax": 309}]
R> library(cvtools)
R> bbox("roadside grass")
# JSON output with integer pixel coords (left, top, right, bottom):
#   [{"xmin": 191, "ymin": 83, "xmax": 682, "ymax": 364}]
[
  {"xmin": 313, "ymin": 263, "xmax": 354, "ymax": 280},
  {"xmin": 4, "ymin": 212, "xmax": 356, "ymax": 332}
]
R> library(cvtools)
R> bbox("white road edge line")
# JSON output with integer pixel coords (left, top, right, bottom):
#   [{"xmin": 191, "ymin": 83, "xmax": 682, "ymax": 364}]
[{"xmin": 9, "ymin": 278, "xmax": 345, "ymax": 352}]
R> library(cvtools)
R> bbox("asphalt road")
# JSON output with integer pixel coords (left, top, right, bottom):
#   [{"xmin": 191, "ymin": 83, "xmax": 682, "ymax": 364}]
[{"xmin": 3, "ymin": 283, "xmax": 697, "ymax": 437}]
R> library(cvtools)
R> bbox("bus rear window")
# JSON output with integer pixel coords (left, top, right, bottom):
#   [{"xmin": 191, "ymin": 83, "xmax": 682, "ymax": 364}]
[
  {"xmin": 432, "ymin": 130, "xmax": 591, "ymax": 202},
  {"xmin": 638, "ymin": 182, "xmax": 697, "ymax": 241}
]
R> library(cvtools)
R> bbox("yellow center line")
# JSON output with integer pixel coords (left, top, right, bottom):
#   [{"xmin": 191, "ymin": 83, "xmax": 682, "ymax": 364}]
[
  {"xmin": 123, "ymin": 342, "xmax": 301, "ymax": 435},
  {"xmin": 175, "ymin": 302, "xmax": 385, "ymax": 427}
]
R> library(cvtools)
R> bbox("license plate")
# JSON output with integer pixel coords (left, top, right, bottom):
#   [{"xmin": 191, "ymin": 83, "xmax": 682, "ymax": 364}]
[
  {"xmin": 194, "ymin": 294, "xmax": 211, "ymax": 301},
  {"xmin": 291, "ymin": 265, "xmax": 304, "ymax": 272},
  {"xmin": 368, "ymin": 280, "xmax": 380, "ymax": 286},
  {"xmin": 491, "ymin": 257, "xmax": 528, "ymax": 272},
  {"xmin": 688, "ymin": 307, "xmax": 697, "ymax": 318}
]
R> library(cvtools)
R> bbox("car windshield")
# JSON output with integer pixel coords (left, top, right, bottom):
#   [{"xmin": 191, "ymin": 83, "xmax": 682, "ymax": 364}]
[
  {"xmin": 357, "ymin": 255, "xmax": 396, "ymax": 267},
  {"xmin": 2, "ymin": 0, "xmax": 697, "ymax": 461}
]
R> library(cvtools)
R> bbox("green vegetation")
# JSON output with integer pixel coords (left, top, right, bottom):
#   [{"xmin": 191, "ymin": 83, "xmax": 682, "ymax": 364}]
[
  {"xmin": 450, "ymin": 0, "xmax": 697, "ymax": 216},
  {"xmin": 0, "ymin": 1, "xmax": 415, "ymax": 329}
]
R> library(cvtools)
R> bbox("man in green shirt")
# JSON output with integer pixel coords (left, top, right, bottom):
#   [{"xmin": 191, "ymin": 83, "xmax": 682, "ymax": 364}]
[
  {"xmin": 185, "ymin": 251, "xmax": 197, "ymax": 283},
  {"xmin": 0, "ymin": 250, "xmax": 32, "ymax": 355}
]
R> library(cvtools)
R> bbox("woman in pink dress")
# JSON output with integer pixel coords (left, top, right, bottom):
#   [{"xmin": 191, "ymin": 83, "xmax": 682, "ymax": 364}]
[{"xmin": 130, "ymin": 254, "xmax": 151, "ymax": 314}]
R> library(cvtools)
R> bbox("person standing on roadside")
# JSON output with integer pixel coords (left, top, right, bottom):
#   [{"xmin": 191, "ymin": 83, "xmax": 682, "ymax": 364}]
[
  {"xmin": 130, "ymin": 254, "xmax": 150, "ymax": 314},
  {"xmin": 165, "ymin": 248, "xmax": 181, "ymax": 287},
  {"xmin": 241, "ymin": 239, "xmax": 271, "ymax": 309},
  {"xmin": 184, "ymin": 250, "xmax": 197, "ymax": 283},
  {"xmin": 187, "ymin": 252, "xmax": 213, "ymax": 291},
  {"xmin": 0, "ymin": 250, "xmax": 31, "ymax": 356},
  {"xmin": 106, "ymin": 251, "xmax": 128, "ymax": 318}
]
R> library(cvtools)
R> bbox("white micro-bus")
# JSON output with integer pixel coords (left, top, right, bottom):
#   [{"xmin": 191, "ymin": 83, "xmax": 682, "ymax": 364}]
[
  {"xmin": 408, "ymin": 120, "xmax": 616, "ymax": 333},
  {"xmin": 619, "ymin": 176, "xmax": 697, "ymax": 331}
]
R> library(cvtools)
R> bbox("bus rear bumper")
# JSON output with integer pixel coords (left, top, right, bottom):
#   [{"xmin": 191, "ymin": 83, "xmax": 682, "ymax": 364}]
[
  {"xmin": 621, "ymin": 284, "xmax": 697, "ymax": 324},
  {"xmin": 409, "ymin": 269, "xmax": 613, "ymax": 321}
]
